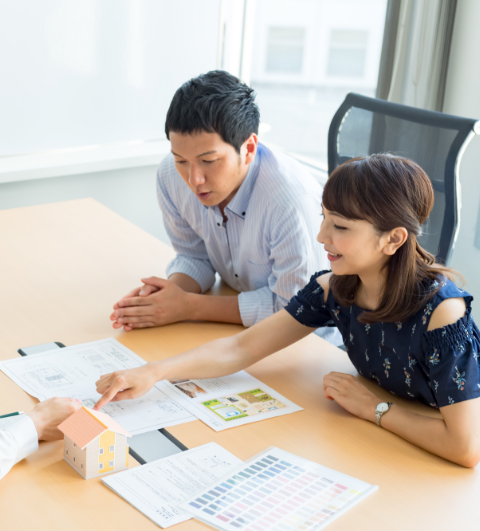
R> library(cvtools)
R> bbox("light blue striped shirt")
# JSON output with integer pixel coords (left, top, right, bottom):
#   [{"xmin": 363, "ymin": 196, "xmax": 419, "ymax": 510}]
[{"xmin": 157, "ymin": 142, "xmax": 339, "ymax": 343}]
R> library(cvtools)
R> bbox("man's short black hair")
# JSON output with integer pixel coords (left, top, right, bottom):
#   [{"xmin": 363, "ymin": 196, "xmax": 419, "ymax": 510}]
[{"xmin": 165, "ymin": 70, "xmax": 260, "ymax": 153}]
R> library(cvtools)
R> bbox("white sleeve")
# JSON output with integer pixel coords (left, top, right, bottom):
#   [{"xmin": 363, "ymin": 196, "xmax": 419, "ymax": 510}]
[{"xmin": 0, "ymin": 415, "xmax": 38, "ymax": 480}]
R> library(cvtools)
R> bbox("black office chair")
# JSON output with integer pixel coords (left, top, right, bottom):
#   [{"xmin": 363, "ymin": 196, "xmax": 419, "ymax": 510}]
[{"xmin": 328, "ymin": 93, "xmax": 480, "ymax": 264}]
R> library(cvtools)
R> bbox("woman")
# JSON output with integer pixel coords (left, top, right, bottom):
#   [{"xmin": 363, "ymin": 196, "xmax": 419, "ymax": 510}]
[{"xmin": 94, "ymin": 154, "xmax": 480, "ymax": 467}]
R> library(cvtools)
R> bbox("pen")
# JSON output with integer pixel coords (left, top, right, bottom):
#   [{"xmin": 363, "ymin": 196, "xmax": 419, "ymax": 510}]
[{"xmin": 0, "ymin": 411, "xmax": 24, "ymax": 419}]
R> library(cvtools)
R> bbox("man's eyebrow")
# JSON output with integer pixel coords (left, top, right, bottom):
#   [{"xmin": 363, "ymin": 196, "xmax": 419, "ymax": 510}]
[
  {"xmin": 196, "ymin": 150, "xmax": 217, "ymax": 158},
  {"xmin": 171, "ymin": 151, "xmax": 183, "ymax": 158}
]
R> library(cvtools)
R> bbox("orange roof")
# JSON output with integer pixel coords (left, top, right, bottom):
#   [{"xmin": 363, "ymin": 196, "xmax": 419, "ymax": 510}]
[{"xmin": 58, "ymin": 407, "xmax": 131, "ymax": 449}]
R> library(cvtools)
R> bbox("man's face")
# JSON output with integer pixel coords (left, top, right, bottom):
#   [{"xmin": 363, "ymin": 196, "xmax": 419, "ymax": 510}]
[{"xmin": 170, "ymin": 131, "xmax": 257, "ymax": 209}]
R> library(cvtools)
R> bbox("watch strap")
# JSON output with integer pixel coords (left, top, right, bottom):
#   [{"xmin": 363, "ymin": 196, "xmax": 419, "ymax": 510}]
[{"xmin": 375, "ymin": 402, "xmax": 394, "ymax": 426}]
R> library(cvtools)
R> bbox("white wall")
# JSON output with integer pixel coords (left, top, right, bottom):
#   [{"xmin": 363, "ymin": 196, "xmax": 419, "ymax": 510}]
[{"xmin": 443, "ymin": 0, "xmax": 480, "ymax": 312}]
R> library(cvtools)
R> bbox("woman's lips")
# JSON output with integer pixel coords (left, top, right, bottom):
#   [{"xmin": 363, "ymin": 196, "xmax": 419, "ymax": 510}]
[{"xmin": 327, "ymin": 252, "xmax": 342, "ymax": 262}]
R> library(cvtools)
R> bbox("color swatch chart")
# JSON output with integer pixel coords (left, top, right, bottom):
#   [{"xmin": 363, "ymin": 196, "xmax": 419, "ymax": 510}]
[{"xmin": 180, "ymin": 447, "xmax": 377, "ymax": 531}]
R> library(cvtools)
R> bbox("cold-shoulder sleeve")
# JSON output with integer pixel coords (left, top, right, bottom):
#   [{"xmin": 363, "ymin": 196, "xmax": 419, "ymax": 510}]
[
  {"xmin": 285, "ymin": 271, "xmax": 335, "ymax": 328},
  {"xmin": 422, "ymin": 307, "xmax": 480, "ymax": 407}
]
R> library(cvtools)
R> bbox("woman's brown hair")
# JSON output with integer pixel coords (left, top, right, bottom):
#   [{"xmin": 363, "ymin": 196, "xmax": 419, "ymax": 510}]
[{"xmin": 323, "ymin": 153, "xmax": 461, "ymax": 324}]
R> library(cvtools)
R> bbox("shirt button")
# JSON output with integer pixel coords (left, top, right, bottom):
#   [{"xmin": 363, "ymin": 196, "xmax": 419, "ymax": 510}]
[
  {"xmin": 217, "ymin": 222, "xmax": 220, "ymax": 226},
  {"xmin": 235, "ymin": 274, "xmax": 238, "ymax": 277},
  {"xmin": 242, "ymin": 212, "xmax": 245, "ymax": 216}
]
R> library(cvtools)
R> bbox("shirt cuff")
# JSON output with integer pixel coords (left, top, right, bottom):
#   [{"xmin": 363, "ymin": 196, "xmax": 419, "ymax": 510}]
[
  {"xmin": 166, "ymin": 256, "xmax": 216, "ymax": 294},
  {"xmin": 5, "ymin": 415, "xmax": 39, "ymax": 465},
  {"xmin": 238, "ymin": 287, "xmax": 279, "ymax": 327}
]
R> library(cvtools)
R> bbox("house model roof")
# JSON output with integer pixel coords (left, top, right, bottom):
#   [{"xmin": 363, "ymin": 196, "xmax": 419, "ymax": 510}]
[{"xmin": 58, "ymin": 406, "xmax": 131, "ymax": 449}]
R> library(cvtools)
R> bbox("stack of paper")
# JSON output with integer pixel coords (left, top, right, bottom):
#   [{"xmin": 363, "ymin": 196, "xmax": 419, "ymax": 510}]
[
  {"xmin": 0, "ymin": 339, "xmax": 195, "ymax": 435},
  {"xmin": 103, "ymin": 445, "xmax": 378, "ymax": 530}
]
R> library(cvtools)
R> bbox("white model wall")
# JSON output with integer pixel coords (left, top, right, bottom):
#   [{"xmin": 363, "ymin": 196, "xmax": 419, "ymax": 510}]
[{"xmin": 443, "ymin": 0, "xmax": 480, "ymax": 313}]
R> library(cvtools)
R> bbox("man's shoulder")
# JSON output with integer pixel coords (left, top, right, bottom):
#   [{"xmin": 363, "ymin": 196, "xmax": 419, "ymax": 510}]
[{"xmin": 255, "ymin": 143, "xmax": 323, "ymax": 208}]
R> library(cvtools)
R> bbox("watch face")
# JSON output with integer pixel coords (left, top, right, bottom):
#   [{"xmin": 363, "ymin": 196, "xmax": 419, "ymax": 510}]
[{"xmin": 377, "ymin": 403, "xmax": 389, "ymax": 413}]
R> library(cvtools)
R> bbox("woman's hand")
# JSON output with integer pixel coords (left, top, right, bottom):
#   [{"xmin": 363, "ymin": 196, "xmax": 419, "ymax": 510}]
[
  {"xmin": 323, "ymin": 372, "xmax": 379, "ymax": 422},
  {"xmin": 93, "ymin": 364, "xmax": 159, "ymax": 410}
]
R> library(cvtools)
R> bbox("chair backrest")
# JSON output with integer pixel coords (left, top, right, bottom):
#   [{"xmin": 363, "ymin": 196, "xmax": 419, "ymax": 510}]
[{"xmin": 328, "ymin": 93, "xmax": 479, "ymax": 264}]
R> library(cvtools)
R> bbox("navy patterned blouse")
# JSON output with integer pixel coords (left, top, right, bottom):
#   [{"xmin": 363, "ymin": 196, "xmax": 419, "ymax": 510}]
[{"xmin": 285, "ymin": 270, "xmax": 480, "ymax": 408}]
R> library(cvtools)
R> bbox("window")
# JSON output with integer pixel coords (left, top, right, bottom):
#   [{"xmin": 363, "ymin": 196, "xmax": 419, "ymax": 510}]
[
  {"xmin": 80, "ymin": 463, "xmax": 83, "ymax": 470},
  {"xmin": 73, "ymin": 457, "xmax": 76, "ymax": 463},
  {"xmin": 99, "ymin": 447, "xmax": 104, "ymax": 455},
  {"xmin": 266, "ymin": 27, "xmax": 305, "ymax": 74},
  {"xmin": 73, "ymin": 443, "xmax": 76, "ymax": 448},
  {"xmin": 249, "ymin": 0, "xmax": 387, "ymax": 168},
  {"xmin": 99, "ymin": 463, "xmax": 104, "ymax": 470},
  {"xmin": 109, "ymin": 445, "xmax": 115, "ymax": 453},
  {"xmin": 65, "ymin": 449, "xmax": 68, "ymax": 456},
  {"xmin": 327, "ymin": 30, "xmax": 369, "ymax": 78},
  {"xmin": 109, "ymin": 460, "xmax": 114, "ymax": 468}
]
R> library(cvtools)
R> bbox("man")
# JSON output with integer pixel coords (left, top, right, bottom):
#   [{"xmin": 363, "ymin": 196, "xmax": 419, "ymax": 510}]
[
  {"xmin": 0, "ymin": 397, "xmax": 81, "ymax": 480},
  {"xmin": 111, "ymin": 70, "xmax": 339, "ymax": 344}
]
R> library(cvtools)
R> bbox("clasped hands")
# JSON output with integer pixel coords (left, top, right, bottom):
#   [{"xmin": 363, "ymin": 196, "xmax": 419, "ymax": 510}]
[{"xmin": 111, "ymin": 277, "xmax": 193, "ymax": 331}]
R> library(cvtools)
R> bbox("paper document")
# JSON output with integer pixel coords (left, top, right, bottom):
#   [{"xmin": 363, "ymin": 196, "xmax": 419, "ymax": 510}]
[
  {"xmin": 161, "ymin": 371, "xmax": 302, "ymax": 431},
  {"xmin": 102, "ymin": 442, "xmax": 242, "ymax": 528},
  {"xmin": 0, "ymin": 339, "xmax": 195, "ymax": 435},
  {"xmin": 180, "ymin": 446, "xmax": 378, "ymax": 531}
]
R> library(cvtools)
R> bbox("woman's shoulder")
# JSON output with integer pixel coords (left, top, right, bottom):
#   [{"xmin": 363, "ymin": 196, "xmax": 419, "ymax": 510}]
[
  {"xmin": 296, "ymin": 270, "xmax": 333, "ymax": 305},
  {"xmin": 316, "ymin": 271, "xmax": 333, "ymax": 304},
  {"xmin": 427, "ymin": 277, "xmax": 472, "ymax": 331}
]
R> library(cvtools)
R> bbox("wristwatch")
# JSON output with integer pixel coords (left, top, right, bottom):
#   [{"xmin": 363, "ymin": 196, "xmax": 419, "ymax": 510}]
[{"xmin": 375, "ymin": 402, "xmax": 394, "ymax": 426}]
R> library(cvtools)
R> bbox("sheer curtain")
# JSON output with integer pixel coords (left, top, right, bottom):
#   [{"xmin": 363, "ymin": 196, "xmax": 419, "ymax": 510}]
[{"xmin": 377, "ymin": 0, "xmax": 457, "ymax": 111}]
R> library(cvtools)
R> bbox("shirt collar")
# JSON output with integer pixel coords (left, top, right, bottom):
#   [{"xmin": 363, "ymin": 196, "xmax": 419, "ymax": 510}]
[{"xmin": 225, "ymin": 145, "xmax": 262, "ymax": 219}]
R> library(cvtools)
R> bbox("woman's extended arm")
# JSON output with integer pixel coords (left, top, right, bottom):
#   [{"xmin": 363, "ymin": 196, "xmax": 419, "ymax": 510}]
[{"xmin": 94, "ymin": 309, "xmax": 314, "ymax": 410}]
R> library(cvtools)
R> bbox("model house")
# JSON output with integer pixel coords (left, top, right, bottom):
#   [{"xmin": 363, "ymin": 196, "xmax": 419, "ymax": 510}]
[{"xmin": 58, "ymin": 406, "xmax": 131, "ymax": 480}]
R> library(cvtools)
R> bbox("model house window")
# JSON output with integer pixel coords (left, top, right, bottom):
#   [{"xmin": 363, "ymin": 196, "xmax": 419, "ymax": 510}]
[
  {"xmin": 327, "ymin": 29, "xmax": 369, "ymax": 78},
  {"xmin": 109, "ymin": 460, "xmax": 114, "ymax": 467},
  {"xmin": 99, "ymin": 463, "xmax": 104, "ymax": 470},
  {"xmin": 99, "ymin": 447, "xmax": 104, "ymax": 455},
  {"xmin": 81, "ymin": 463, "xmax": 83, "ymax": 469},
  {"xmin": 73, "ymin": 443, "xmax": 76, "ymax": 448},
  {"xmin": 109, "ymin": 445, "xmax": 115, "ymax": 452},
  {"xmin": 266, "ymin": 27, "xmax": 305, "ymax": 74},
  {"xmin": 73, "ymin": 457, "xmax": 76, "ymax": 463},
  {"xmin": 65, "ymin": 449, "xmax": 68, "ymax": 456}
]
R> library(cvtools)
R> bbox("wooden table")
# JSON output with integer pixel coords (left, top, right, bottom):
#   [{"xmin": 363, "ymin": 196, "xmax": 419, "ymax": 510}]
[{"xmin": 0, "ymin": 199, "xmax": 478, "ymax": 530}]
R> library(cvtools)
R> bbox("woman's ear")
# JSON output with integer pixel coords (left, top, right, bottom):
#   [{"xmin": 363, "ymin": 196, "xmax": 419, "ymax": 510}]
[{"xmin": 382, "ymin": 227, "xmax": 408, "ymax": 256}]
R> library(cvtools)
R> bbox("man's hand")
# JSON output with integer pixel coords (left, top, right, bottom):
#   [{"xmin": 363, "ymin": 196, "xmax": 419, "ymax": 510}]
[
  {"xmin": 323, "ymin": 372, "xmax": 379, "ymax": 422},
  {"xmin": 93, "ymin": 365, "xmax": 159, "ymax": 410},
  {"xmin": 111, "ymin": 277, "xmax": 195, "ymax": 331},
  {"xmin": 27, "ymin": 397, "xmax": 82, "ymax": 441}
]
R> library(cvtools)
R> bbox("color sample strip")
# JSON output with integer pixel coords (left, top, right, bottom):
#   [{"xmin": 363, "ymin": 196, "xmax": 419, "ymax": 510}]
[{"xmin": 183, "ymin": 447, "xmax": 377, "ymax": 531}]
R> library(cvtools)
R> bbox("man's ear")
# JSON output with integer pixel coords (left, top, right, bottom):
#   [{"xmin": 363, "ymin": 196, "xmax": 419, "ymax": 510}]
[
  {"xmin": 382, "ymin": 227, "xmax": 408, "ymax": 256},
  {"xmin": 243, "ymin": 133, "xmax": 258, "ymax": 164}
]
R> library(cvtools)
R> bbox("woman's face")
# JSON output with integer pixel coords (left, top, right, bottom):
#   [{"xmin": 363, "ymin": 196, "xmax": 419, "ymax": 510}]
[{"xmin": 317, "ymin": 207, "xmax": 391, "ymax": 277}]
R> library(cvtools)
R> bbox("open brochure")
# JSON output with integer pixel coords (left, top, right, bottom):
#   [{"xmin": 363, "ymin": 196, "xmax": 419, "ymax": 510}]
[{"xmin": 160, "ymin": 371, "xmax": 303, "ymax": 431}]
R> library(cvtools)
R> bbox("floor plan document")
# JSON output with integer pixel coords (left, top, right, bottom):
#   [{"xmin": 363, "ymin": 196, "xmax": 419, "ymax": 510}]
[
  {"xmin": 0, "ymin": 339, "xmax": 195, "ymax": 435},
  {"xmin": 161, "ymin": 371, "xmax": 302, "ymax": 431},
  {"xmin": 102, "ymin": 442, "xmax": 242, "ymax": 528}
]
